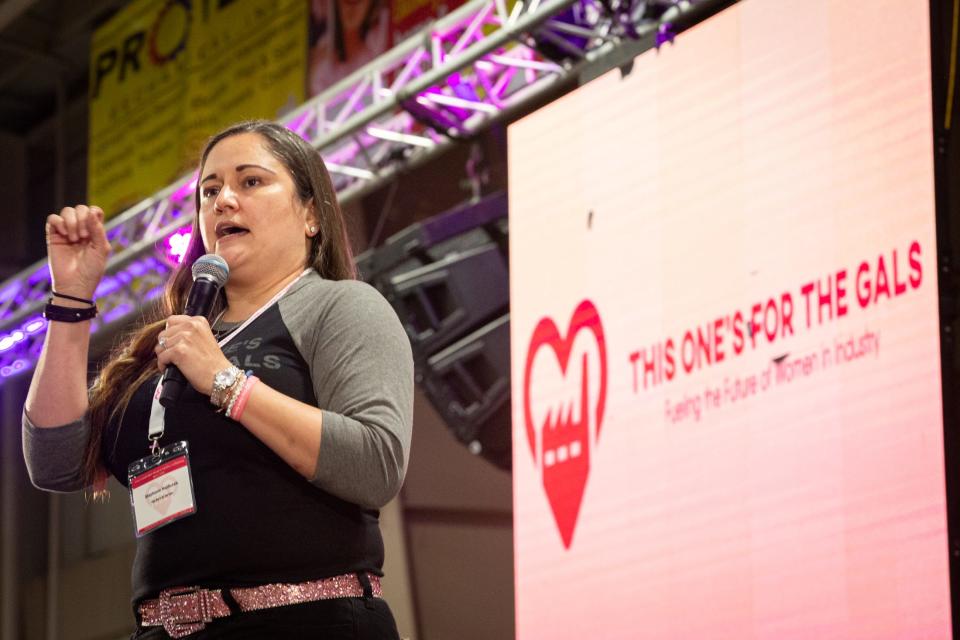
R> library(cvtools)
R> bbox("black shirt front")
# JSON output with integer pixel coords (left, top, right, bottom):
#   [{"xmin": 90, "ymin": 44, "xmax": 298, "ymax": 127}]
[{"xmin": 102, "ymin": 304, "xmax": 384, "ymax": 604}]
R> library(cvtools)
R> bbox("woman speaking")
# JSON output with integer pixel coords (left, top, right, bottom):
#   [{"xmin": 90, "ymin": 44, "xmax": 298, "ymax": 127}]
[{"xmin": 22, "ymin": 120, "xmax": 413, "ymax": 638}]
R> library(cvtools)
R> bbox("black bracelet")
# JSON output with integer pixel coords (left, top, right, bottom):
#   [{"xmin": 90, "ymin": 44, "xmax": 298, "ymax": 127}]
[
  {"xmin": 51, "ymin": 290, "xmax": 95, "ymax": 305},
  {"xmin": 44, "ymin": 302, "xmax": 98, "ymax": 323}
]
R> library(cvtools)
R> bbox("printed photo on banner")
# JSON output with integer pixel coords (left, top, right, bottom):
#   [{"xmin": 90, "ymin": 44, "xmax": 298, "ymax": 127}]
[{"xmin": 308, "ymin": 0, "xmax": 390, "ymax": 96}]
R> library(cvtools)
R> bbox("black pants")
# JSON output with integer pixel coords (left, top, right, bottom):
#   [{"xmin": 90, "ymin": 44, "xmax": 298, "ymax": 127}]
[{"xmin": 131, "ymin": 596, "xmax": 401, "ymax": 639}]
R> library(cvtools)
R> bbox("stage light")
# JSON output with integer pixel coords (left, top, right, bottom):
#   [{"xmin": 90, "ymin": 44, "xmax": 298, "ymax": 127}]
[
  {"xmin": 102, "ymin": 303, "xmax": 134, "ymax": 325},
  {"xmin": 166, "ymin": 229, "xmax": 192, "ymax": 264},
  {"xmin": 367, "ymin": 127, "xmax": 435, "ymax": 148},
  {"xmin": 0, "ymin": 282, "xmax": 20, "ymax": 304},
  {"xmin": 0, "ymin": 331, "xmax": 25, "ymax": 353},
  {"xmin": 1, "ymin": 358, "xmax": 27, "ymax": 378},
  {"xmin": 144, "ymin": 285, "xmax": 165, "ymax": 300},
  {"xmin": 285, "ymin": 111, "xmax": 312, "ymax": 138},
  {"xmin": 23, "ymin": 318, "xmax": 45, "ymax": 334},
  {"xmin": 324, "ymin": 163, "xmax": 376, "ymax": 180},
  {"xmin": 170, "ymin": 174, "xmax": 199, "ymax": 203},
  {"xmin": 95, "ymin": 276, "xmax": 121, "ymax": 298}
]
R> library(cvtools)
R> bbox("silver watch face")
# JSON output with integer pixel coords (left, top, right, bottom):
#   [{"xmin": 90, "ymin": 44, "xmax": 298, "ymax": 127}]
[{"xmin": 215, "ymin": 369, "xmax": 237, "ymax": 388}]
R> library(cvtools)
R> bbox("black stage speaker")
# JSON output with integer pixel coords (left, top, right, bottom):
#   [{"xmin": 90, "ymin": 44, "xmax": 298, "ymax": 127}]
[{"xmin": 357, "ymin": 192, "xmax": 512, "ymax": 469}]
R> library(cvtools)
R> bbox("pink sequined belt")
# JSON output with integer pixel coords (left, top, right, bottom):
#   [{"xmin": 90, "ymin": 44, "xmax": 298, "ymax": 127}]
[{"xmin": 138, "ymin": 572, "xmax": 382, "ymax": 638}]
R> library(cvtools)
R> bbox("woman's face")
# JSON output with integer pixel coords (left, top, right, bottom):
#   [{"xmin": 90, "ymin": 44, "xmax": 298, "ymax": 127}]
[{"xmin": 197, "ymin": 132, "xmax": 316, "ymax": 283}]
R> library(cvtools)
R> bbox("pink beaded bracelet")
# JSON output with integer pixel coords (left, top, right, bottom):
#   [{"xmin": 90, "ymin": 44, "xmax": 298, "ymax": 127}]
[{"xmin": 227, "ymin": 375, "xmax": 260, "ymax": 421}]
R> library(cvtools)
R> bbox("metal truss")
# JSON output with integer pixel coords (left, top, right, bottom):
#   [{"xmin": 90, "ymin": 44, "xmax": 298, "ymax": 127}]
[{"xmin": 0, "ymin": 0, "xmax": 696, "ymax": 380}]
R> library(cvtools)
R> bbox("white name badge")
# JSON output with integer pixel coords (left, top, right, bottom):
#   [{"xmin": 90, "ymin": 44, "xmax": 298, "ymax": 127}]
[{"xmin": 127, "ymin": 441, "xmax": 197, "ymax": 537}]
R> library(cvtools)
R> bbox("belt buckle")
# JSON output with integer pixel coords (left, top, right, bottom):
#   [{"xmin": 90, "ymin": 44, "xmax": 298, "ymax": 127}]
[{"xmin": 157, "ymin": 586, "xmax": 214, "ymax": 638}]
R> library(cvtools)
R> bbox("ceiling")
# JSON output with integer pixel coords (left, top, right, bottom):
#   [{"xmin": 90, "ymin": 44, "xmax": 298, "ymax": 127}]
[{"xmin": 0, "ymin": 0, "xmax": 128, "ymax": 135}]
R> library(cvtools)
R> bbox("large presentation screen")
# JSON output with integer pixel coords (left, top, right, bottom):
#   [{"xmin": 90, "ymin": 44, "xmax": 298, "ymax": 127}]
[{"xmin": 508, "ymin": 0, "xmax": 950, "ymax": 637}]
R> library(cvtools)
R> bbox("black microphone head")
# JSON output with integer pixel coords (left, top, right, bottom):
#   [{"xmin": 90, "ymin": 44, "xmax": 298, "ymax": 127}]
[{"xmin": 191, "ymin": 254, "xmax": 229, "ymax": 287}]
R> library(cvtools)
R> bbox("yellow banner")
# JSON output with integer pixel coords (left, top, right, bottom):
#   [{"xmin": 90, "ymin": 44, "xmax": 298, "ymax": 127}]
[
  {"xmin": 183, "ymin": 0, "xmax": 307, "ymax": 164},
  {"xmin": 89, "ymin": 0, "xmax": 306, "ymax": 219},
  {"xmin": 88, "ymin": 0, "xmax": 188, "ymax": 218}
]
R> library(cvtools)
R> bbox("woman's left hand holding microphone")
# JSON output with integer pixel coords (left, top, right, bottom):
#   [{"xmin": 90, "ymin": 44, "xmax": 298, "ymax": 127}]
[{"xmin": 155, "ymin": 316, "xmax": 233, "ymax": 396}]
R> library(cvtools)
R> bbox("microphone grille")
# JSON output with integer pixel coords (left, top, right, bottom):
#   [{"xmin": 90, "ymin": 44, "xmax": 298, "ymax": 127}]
[{"xmin": 191, "ymin": 254, "xmax": 230, "ymax": 287}]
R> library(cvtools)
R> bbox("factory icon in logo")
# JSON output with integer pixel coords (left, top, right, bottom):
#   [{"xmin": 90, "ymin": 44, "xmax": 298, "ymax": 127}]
[{"xmin": 523, "ymin": 299, "xmax": 608, "ymax": 549}]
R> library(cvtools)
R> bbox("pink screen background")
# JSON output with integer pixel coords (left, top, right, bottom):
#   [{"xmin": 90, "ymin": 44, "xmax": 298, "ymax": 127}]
[{"xmin": 508, "ymin": 1, "xmax": 950, "ymax": 638}]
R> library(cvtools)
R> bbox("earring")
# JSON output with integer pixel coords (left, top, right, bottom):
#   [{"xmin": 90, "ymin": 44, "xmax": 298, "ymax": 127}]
[{"xmin": 310, "ymin": 226, "xmax": 317, "ymax": 234}]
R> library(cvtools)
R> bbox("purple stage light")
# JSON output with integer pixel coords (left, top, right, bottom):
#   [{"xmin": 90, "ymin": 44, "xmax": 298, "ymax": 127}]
[
  {"xmin": 0, "ymin": 282, "xmax": 20, "ymax": 303},
  {"xmin": 23, "ymin": 318, "xmax": 46, "ymax": 334},
  {"xmin": 1, "ymin": 358, "xmax": 28, "ymax": 378},
  {"xmin": 27, "ymin": 265, "xmax": 50, "ymax": 287},
  {"xmin": 0, "ymin": 331, "xmax": 25, "ymax": 353},
  {"xmin": 170, "ymin": 174, "xmax": 199, "ymax": 203},
  {"xmin": 285, "ymin": 111, "xmax": 311, "ymax": 138},
  {"xmin": 142, "ymin": 256, "xmax": 163, "ymax": 271},
  {"xmin": 102, "ymin": 303, "xmax": 134, "ymax": 324},
  {"xmin": 166, "ymin": 229, "xmax": 193, "ymax": 264},
  {"xmin": 127, "ymin": 260, "xmax": 147, "ymax": 277},
  {"xmin": 144, "ymin": 285, "xmax": 166, "ymax": 301},
  {"xmin": 655, "ymin": 23, "xmax": 676, "ymax": 48},
  {"xmin": 95, "ymin": 276, "xmax": 121, "ymax": 298}
]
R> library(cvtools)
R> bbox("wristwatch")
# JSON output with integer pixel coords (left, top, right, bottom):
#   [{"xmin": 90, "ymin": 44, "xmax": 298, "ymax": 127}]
[{"xmin": 210, "ymin": 366, "xmax": 243, "ymax": 409}]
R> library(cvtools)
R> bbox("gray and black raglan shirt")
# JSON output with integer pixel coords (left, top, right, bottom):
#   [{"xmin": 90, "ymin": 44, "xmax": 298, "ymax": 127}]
[{"xmin": 23, "ymin": 272, "xmax": 414, "ymax": 603}]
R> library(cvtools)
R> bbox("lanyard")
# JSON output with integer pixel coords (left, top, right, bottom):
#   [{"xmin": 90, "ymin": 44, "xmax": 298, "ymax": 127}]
[{"xmin": 146, "ymin": 269, "xmax": 311, "ymax": 451}]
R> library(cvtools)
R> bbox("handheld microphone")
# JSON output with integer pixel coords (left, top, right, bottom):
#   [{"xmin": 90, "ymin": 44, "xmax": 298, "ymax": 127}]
[{"xmin": 158, "ymin": 254, "xmax": 230, "ymax": 407}]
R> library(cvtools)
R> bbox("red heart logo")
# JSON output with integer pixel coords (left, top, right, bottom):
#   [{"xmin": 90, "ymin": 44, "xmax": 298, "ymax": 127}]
[
  {"xmin": 523, "ymin": 300, "xmax": 607, "ymax": 548},
  {"xmin": 145, "ymin": 481, "xmax": 178, "ymax": 515}
]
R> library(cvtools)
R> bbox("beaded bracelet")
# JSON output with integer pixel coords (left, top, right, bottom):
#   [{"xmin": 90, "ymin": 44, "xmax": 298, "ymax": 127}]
[
  {"xmin": 227, "ymin": 375, "xmax": 260, "ymax": 421},
  {"xmin": 214, "ymin": 371, "xmax": 246, "ymax": 413}
]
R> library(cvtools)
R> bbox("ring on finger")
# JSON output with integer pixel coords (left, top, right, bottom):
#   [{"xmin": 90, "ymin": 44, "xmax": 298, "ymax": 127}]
[{"xmin": 158, "ymin": 336, "xmax": 167, "ymax": 350}]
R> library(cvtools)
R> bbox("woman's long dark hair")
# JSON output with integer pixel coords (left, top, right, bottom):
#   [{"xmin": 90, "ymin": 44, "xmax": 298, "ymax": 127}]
[{"xmin": 84, "ymin": 120, "xmax": 356, "ymax": 495}]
